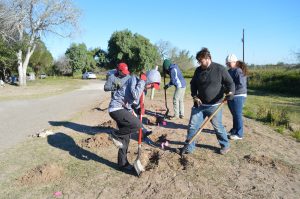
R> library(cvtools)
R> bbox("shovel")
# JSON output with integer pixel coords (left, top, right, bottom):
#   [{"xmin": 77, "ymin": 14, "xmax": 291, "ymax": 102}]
[
  {"xmin": 163, "ymin": 72, "xmax": 170, "ymax": 119},
  {"xmin": 134, "ymin": 93, "xmax": 145, "ymax": 176},
  {"xmin": 180, "ymin": 98, "xmax": 227, "ymax": 156}
]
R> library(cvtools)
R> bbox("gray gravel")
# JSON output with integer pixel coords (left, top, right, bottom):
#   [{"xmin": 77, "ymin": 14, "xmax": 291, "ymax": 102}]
[{"xmin": 0, "ymin": 80, "xmax": 106, "ymax": 151}]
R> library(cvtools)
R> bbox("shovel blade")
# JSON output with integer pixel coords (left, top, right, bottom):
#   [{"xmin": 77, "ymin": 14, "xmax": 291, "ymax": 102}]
[{"xmin": 133, "ymin": 159, "xmax": 144, "ymax": 176}]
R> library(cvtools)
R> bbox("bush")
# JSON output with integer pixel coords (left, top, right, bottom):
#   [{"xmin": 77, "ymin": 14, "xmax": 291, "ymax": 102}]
[
  {"xmin": 256, "ymin": 106, "xmax": 290, "ymax": 128},
  {"xmin": 291, "ymin": 131, "xmax": 300, "ymax": 142},
  {"xmin": 248, "ymin": 67, "xmax": 300, "ymax": 96}
]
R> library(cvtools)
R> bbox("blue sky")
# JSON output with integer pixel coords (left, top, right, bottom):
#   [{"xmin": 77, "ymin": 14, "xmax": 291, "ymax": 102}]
[{"xmin": 44, "ymin": 0, "xmax": 300, "ymax": 65}]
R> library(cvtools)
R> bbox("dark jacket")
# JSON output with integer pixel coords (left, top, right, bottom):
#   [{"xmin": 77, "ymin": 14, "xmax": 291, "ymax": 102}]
[
  {"xmin": 190, "ymin": 62, "xmax": 235, "ymax": 104},
  {"xmin": 228, "ymin": 67, "xmax": 247, "ymax": 95}
]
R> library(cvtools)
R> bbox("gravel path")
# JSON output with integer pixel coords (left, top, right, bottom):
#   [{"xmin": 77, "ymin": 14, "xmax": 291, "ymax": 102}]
[{"xmin": 0, "ymin": 80, "xmax": 106, "ymax": 151}]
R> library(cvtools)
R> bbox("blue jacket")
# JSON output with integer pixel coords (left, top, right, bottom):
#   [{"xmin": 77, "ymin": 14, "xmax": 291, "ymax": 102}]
[
  {"xmin": 167, "ymin": 64, "xmax": 186, "ymax": 88},
  {"xmin": 108, "ymin": 75, "xmax": 145, "ymax": 112},
  {"xmin": 228, "ymin": 68, "xmax": 247, "ymax": 95},
  {"xmin": 104, "ymin": 73, "xmax": 131, "ymax": 92}
]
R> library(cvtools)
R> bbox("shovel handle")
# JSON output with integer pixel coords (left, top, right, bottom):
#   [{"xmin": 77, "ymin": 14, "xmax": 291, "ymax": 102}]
[{"xmin": 186, "ymin": 98, "xmax": 227, "ymax": 146}]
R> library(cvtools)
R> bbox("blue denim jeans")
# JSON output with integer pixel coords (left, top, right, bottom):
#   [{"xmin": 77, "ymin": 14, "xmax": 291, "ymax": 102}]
[
  {"xmin": 186, "ymin": 105, "xmax": 229, "ymax": 153},
  {"xmin": 227, "ymin": 96, "xmax": 246, "ymax": 138}
]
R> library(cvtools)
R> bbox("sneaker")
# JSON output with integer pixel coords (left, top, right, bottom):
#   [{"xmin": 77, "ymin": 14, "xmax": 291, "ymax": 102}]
[
  {"xmin": 220, "ymin": 147, "xmax": 230, "ymax": 155},
  {"xmin": 108, "ymin": 133, "xmax": 123, "ymax": 149},
  {"xmin": 229, "ymin": 135, "xmax": 243, "ymax": 140},
  {"xmin": 179, "ymin": 115, "xmax": 184, "ymax": 119}
]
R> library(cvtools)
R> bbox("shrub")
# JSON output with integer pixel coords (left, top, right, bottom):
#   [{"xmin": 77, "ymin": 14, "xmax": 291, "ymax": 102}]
[{"xmin": 291, "ymin": 131, "xmax": 300, "ymax": 142}]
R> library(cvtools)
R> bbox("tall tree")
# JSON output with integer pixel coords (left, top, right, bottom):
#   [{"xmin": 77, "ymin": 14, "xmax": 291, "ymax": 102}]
[
  {"xmin": 0, "ymin": 37, "xmax": 16, "ymax": 82},
  {"xmin": 0, "ymin": 0, "xmax": 80, "ymax": 86},
  {"xmin": 155, "ymin": 40, "xmax": 172, "ymax": 60},
  {"xmin": 170, "ymin": 49, "xmax": 194, "ymax": 71},
  {"xmin": 29, "ymin": 39, "xmax": 53, "ymax": 75},
  {"xmin": 53, "ymin": 55, "xmax": 72, "ymax": 75},
  {"xmin": 65, "ymin": 43, "xmax": 96, "ymax": 75},
  {"xmin": 107, "ymin": 29, "xmax": 160, "ymax": 72}
]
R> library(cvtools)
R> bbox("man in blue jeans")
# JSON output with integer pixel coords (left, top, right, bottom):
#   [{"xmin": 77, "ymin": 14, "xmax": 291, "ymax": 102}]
[{"xmin": 184, "ymin": 48, "xmax": 235, "ymax": 155}]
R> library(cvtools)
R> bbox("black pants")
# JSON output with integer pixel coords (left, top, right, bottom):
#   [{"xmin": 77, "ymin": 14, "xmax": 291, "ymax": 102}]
[{"xmin": 109, "ymin": 109, "xmax": 142, "ymax": 167}]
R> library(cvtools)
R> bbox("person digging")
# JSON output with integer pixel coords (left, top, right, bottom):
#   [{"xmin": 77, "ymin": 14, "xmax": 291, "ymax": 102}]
[{"xmin": 108, "ymin": 69, "xmax": 160, "ymax": 174}]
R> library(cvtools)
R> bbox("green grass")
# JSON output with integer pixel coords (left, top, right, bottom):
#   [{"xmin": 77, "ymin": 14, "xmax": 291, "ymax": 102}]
[
  {"xmin": 0, "ymin": 76, "xmax": 87, "ymax": 101},
  {"xmin": 244, "ymin": 89, "xmax": 300, "ymax": 125},
  {"xmin": 291, "ymin": 131, "xmax": 300, "ymax": 142}
]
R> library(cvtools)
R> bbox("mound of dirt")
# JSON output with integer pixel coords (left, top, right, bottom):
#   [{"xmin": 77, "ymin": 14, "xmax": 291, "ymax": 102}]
[
  {"xmin": 97, "ymin": 120, "xmax": 117, "ymax": 129},
  {"xmin": 19, "ymin": 164, "xmax": 63, "ymax": 185},
  {"xmin": 80, "ymin": 134, "xmax": 111, "ymax": 148}
]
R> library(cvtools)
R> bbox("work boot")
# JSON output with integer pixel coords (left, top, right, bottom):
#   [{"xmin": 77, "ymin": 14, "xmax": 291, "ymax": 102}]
[{"xmin": 119, "ymin": 162, "xmax": 134, "ymax": 171}]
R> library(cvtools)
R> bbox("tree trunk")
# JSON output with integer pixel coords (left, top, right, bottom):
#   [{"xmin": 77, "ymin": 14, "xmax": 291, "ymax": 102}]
[
  {"xmin": 17, "ymin": 50, "xmax": 26, "ymax": 86},
  {"xmin": 17, "ymin": 46, "xmax": 36, "ymax": 86}
]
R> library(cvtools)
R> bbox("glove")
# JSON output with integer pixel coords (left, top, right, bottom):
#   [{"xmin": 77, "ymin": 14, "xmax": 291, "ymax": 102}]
[
  {"xmin": 115, "ymin": 81, "xmax": 121, "ymax": 89},
  {"xmin": 164, "ymin": 84, "xmax": 169, "ymax": 90},
  {"xmin": 140, "ymin": 73, "xmax": 147, "ymax": 81},
  {"xmin": 193, "ymin": 96, "xmax": 202, "ymax": 107},
  {"xmin": 225, "ymin": 92, "xmax": 234, "ymax": 101}
]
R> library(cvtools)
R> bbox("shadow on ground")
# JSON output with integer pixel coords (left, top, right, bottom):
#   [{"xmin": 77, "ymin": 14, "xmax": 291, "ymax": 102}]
[
  {"xmin": 47, "ymin": 132, "xmax": 135, "ymax": 175},
  {"xmin": 49, "ymin": 121, "xmax": 114, "ymax": 135}
]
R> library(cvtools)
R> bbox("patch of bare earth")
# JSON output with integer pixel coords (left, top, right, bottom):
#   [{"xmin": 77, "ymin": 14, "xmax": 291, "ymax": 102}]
[
  {"xmin": 18, "ymin": 164, "xmax": 63, "ymax": 185},
  {"xmin": 16, "ymin": 93, "xmax": 298, "ymax": 198},
  {"xmin": 80, "ymin": 133, "xmax": 112, "ymax": 148}
]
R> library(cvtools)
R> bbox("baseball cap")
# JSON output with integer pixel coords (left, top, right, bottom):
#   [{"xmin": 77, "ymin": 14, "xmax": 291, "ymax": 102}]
[
  {"xmin": 226, "ymin": 54, "xmax": 238, "ymax": 63},
  {"xmin": 117, "ymin": 63, "xmax": 130, "ymax": 75}
]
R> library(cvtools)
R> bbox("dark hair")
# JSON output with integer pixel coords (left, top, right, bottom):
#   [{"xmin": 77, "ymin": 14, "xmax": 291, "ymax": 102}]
[
  {"xmin": 236, "ymin": 61, "xmax": 248, "ymax": 76},
  {"xmin": 196, "ymin": 47, "xmax": 211, "ymax": 60}
]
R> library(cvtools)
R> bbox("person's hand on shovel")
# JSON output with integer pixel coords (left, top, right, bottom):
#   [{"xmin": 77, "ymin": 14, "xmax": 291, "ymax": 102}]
[
  {"xmin": 225, "ymin": 92, "xmax": 234, "ymax": 101},
  {"xmin": 193, "ymin": 96, "xmax": 202, "ymax": 108}
]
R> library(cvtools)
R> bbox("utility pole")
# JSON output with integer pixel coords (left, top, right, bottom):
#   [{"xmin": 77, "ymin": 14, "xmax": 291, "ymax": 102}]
[{"xmin": 242, "ymin": 29, "xmax": 245, "ymax": 62}]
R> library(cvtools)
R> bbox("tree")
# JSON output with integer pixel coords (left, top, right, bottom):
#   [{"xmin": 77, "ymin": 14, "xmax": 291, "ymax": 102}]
[
  {"xmin": 155, "ymin": 40, "xmax": 172, "ymax": 60},
  {"xmin": 0, "ymin": 37, "xmax": 16, "ymax": 81},
  {"xmin": 93, "ymin": 48, "xmax": 109, "ymax": 68},
  {"xmin": 170, "ymin": 49, "xmax": 194, "ymax": 71},
  {"xmin": 65, "ymin": 43, "xmax": 96, "ymax": 75},
  {"xmin": 107, "ymin": 29, "xmax": 160, "ymax": 72},
  {"xmin": 53, "ymin": 55, "xmax": 72, "ymax": 75},
  {"xmin": 0, "ymin": 0, "xmax": 80, "ymax": 86},
  {"xmin": 29, "ymin": 39, "xmax": 53, "ymax": 75}
]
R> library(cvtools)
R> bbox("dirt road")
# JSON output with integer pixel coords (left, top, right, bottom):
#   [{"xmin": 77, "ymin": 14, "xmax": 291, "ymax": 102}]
[{"xmin": 0, "ymin": 80, "xmax": 107, "ymax": 151}]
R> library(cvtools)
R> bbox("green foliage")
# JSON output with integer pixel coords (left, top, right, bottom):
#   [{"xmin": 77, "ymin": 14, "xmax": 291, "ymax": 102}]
[
  {"xmin": 170, "ymin": 49, "xmax": 194, "ymax": 71},
  {"xmin": 0, "ymin": 37, "xmax": 17, "ymax": 71},
  {"xmin": 254, "ymin": 105, "xmax": 290, "ymax": 127},
  {"xmin": 248, "ymin": 66, "xmax": 300, "ymax": 96},
  {"xmin": 29, "ymin": 39, "xmax": 53, "ymax": 75},
  {"xmin": 91, "ymin": 48, "xmax": 109, "ymax": 68},
  {"xmin": 291, "ymin": 131, "xmax": 300, "ymax": 142},
  {"xmin": 65, "ymin": 43, "xmax": 97, "ymax": 75},
  {"xmin": 107, "ymin": 29, "xmax": 160, "ymax": 72}
]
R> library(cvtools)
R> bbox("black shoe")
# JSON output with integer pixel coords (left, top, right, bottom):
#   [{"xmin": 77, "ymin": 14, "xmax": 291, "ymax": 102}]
[
  {"xmin": 119, "ymin": 162, "xmax": 134, "ymax": 171},
  {"xmin": 179, "ymin": 115, "xmax": 184, "ymax": 119},
  {"xmin": 144, "ymin": 131, "xmax": 152, "ymax": 137}
]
